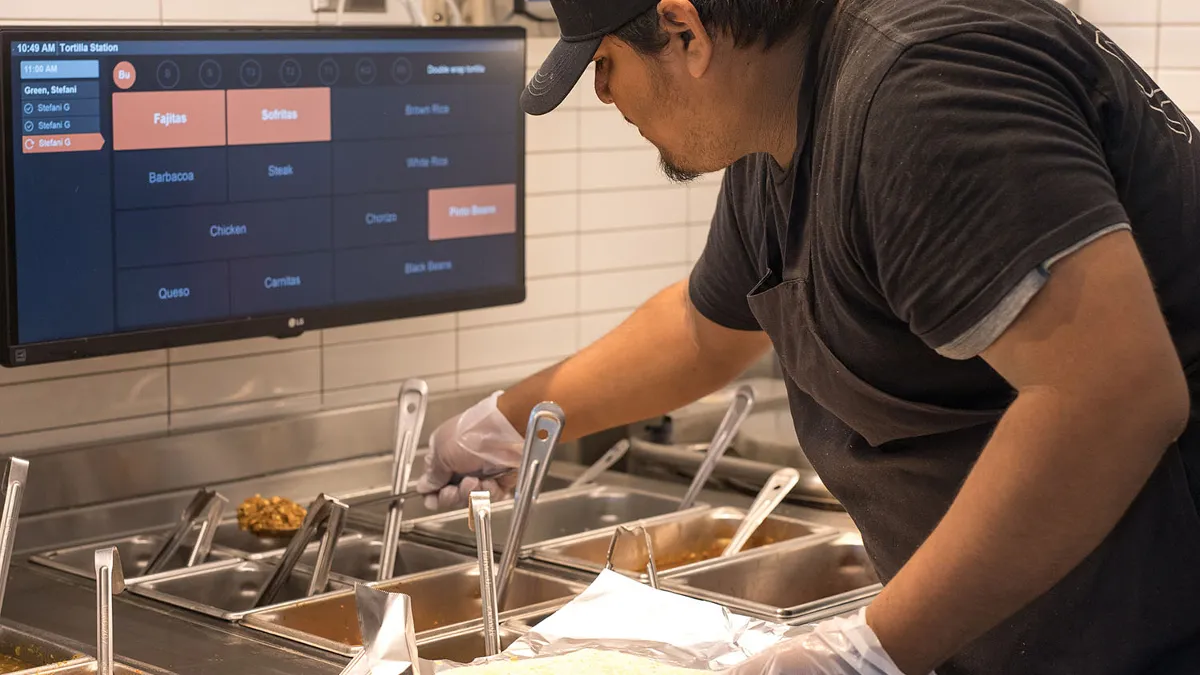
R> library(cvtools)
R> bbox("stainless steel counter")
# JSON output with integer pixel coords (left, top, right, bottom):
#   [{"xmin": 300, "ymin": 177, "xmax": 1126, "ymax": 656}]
[
  {"xmin": 2, "ymin": 368, "xmax": 851, "ymax": 675},
  {"xmin": 3, "ymin": 457, "xmax": 853, "ymax": 675},
  {"xmin": 6, "ymin": 563, "xmax": 344, "ymax": 675},
  {"xmin": 548, "ymin": 460, "xmax": 855, "ymax": 533}
]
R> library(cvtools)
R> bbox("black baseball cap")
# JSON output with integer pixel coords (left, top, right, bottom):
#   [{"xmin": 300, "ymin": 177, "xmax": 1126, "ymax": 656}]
[{"xmin": 522, "ymin": 0, "xmax": 659, "ymax": 116}]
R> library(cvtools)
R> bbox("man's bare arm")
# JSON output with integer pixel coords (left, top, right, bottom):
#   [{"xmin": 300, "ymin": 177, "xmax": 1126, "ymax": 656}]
[
  {"xmin": 497, "ymin": 279, "xmax": 772, "ymax": 441},
  {"xmin": 866, "ymin": 230, "xmax": 1190, "ymax": 672}
]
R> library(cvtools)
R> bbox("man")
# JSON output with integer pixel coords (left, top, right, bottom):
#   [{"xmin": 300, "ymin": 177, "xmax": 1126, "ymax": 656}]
[{"xmin": 416, "ymin": 0, "xmax": 1200, "ymax": 672}]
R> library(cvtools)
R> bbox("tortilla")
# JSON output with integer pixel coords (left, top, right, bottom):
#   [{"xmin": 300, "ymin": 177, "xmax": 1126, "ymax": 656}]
[{"xmin": 441, "ymin": 649, "xmax": 703, "ymax": 674}]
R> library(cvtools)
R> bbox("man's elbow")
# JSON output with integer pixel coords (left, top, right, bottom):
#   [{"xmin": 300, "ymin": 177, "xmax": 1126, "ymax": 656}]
[
  {"xmin": 1129, "ymin": 355, "xmax": 1191, "ymax": 448},
  {"xmin": 1157, "ymin": 377, "xmax": 1190, "ymax": 446}
]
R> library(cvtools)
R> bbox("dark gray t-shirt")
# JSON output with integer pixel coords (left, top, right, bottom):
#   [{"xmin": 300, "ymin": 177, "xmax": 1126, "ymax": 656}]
[
  {"xmin": 688, "ymin": 0, "xmax": 1200, "ymax": 671},
  {"xmin": 692, "ymin": 0, "xmax": 1200, "ymax": 364}
]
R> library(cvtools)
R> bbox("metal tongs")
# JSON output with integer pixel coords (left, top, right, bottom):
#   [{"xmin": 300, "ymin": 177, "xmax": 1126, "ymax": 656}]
[
  {"xmin": 143, "ymin": 487, "xmax": 227, "ymax": 576},
  {"xmin": 569, "ymin": 439, "xmax": 631, "ymax": 488},
  {"xmin": 0, "ymin": 457, "xmax": 29, "ymax": 615},
  {"xmin": 255, "ymin": 493, "xmax": 348, "ymax": 607},
  {"xmin": 94, "ymin": 547, "xmax": 126, "ymax": 675},
  {"xmin": 604, "ymin": 523, "xmax": 660, "ymax": 589},
  {"xmin": 495, "ymin": 402, "xmax": 565, "ymax": 606},
  {"xmin": 468, "ymin": 491, "xmax": 501, "ymax": 657},
  {"xmin": 379, "ymin": 379, "xmax": 428, "ymax": 582},
  {"xmin": 678, "ymin": 384, "xmax": 756, "ymax": 510},
  {"xmin": 722, "ymin": 467, "xmax": 800, "ymax": 557}
]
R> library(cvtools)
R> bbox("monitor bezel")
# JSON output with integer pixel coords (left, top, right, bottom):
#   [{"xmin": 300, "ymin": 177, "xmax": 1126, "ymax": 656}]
[{"xmin": 0, "ymin": 24, "xmax": 527, "ymax": 367}]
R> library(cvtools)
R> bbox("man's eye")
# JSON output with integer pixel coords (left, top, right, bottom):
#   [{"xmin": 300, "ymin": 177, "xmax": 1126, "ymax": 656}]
[{"xmin": 595, "ymin": 58, "xmax": 607, "ymax": 73}]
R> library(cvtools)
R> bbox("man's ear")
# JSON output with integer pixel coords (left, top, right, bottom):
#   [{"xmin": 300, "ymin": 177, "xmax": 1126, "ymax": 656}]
[{"xmin": 657, "ymin": 0, "xmax": 713, "ymax": 78}]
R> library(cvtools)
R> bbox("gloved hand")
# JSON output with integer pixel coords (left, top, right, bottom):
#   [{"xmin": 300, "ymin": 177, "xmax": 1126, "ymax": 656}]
[
  {"xmin": 414, "ymin": 391, "xmax": 526, "ymax": 510},
  {"xmin": 723, "ymin": 608, "xmax": 911, "ymax": 675}
]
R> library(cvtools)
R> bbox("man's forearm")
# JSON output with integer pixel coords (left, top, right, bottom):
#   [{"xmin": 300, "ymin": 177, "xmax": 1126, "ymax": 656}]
[
  {"xmin": 866, "ymin": 381, "xmax": 1187, "ymax": 673},
  {"xmin": 497, "ymin": 280, "xmax": 770, "ymax": 441}
]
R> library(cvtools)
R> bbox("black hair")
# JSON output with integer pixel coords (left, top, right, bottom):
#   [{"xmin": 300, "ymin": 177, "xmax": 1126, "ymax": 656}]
[{"xmin": 613, "ymin": 1, "xmax": 816, "ymax": 54}]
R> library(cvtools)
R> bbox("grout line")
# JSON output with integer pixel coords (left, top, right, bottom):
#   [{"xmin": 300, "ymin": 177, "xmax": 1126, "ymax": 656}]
[
  {"xmin": 322, "ymin": 371, "xmax": 458, "ymax": 396},
  {"xmin": 1156, "ymin": 0, "xmax": 1164, "ymax": 74},
  {"xmin": 166, "ymin": 343, "xmax": 174, "ymax": 423},
  {"xmin": 576, "ymin": 107, "xmax": 586, "ymax": 350},
  {"xmin": 0, "ymin": 411, "xmax": 167, "ymax": 442},
  {"xmin": 528, "ymin": 147, "xmax": 656, "ymax": 157},
  {"xmin": 319, "ymin": 329, "xmax": 327, "ymax": 406},
  {"xmin": 459, "ymin": 313, "xmax": 578, "ymax": 338},
  {"xmin": 457, "ymin": 357, "xmax": 560, "ymax": 377},
  {"xmin": 458, "ymin": 355, "xmax": 571, "ymax": 384},
  {"xmin": 529, "ymin": 180, "xmax": 723, "ymax": 199},
  {"xmin": 575, "ymin": 261, "xmax": 692, "ymax": 276},
  {"xmin": 169, "ymin": 393, "xmax": 323, "ymax": 422},
  {"xmin": 525, "ymin": 232, "xmax": 581, "ymax": 241},
  {"xmin": 576, "ymin": 107, "xmax": 585, "ymax": 336},
  {"xmin": 167, "ymin": 345, "xmax": 321, "ymax": 368},
  {"xmin": 453, "ymin": 311, "xmax": 461, "ymax": 391},
  {"xmin": 0, "ymin": 363, "xmax": 165, "ymax": 390},
  {"xmin": 576, "ymin": 222, "xmax": 693, "ymax": 236},
  {"xmin": 461, "ymin": 305, "xmax": 640, "ymax": 329},
  {"xmin": 324, "ymin": 328, "xmax": 456, "ymax": 350}
]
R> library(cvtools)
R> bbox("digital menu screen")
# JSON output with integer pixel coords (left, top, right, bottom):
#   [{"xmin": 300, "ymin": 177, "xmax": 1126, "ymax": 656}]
[{"xmin": 0, "ymin": 27, "xmax": 525, "ymax": 366}]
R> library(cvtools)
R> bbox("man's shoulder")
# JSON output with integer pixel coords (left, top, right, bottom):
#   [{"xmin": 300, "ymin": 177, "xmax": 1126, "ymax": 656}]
[
  {"xmin": 836, "ymin": 0, "xmax": 1073, "ymax": 51},
  {"xmin": 826, "ymin": 0, "xmax": 1096, "ymax": 165},
  {"xmin": 825, "ymin": 0, "xmax": 1083, "ymax": 104}
]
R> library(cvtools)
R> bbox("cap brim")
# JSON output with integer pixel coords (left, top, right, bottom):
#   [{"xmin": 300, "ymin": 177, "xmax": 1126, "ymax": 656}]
[{"xmin": 521, "ymin": 36, "xmax": 601, "ymax": 116}]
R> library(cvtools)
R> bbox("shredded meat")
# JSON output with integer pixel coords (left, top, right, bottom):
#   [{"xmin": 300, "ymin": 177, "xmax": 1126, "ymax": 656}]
[
  {"xmin": 0, "ymin": 654, "xmax": 32, "ymax": 674},
  {"xmin": 640, "ymin": 533, "xmax": 779, "ymax": 571},
  {"xmin": 237, "ymin": 494, "xmax": 306, "ymax": 534}
]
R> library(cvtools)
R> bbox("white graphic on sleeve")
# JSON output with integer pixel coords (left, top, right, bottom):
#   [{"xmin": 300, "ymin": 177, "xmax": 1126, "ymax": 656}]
[{"xmin": 1066, "ymin": 9, "xmax": 1193, "ymax": 144}]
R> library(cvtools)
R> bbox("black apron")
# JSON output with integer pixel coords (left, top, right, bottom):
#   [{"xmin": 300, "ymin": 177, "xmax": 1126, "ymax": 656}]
[{"xmin": 747, "ymin": 7, "xmax": 1200, "ymax": 673}]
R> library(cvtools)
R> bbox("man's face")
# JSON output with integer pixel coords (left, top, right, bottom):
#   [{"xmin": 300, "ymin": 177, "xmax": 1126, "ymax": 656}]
[{"xmin": 591, "ymin": 36, "xmax": 732, "ymax": 183}]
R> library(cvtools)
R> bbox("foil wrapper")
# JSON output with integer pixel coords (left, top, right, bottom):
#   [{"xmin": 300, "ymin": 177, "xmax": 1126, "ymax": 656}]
[
  {"xmin": 340, "ymin": 584, "xmax": 418, "ymax": 675},
  {"xmin": 426, "ymin": 569, "xmax": 806, "ymax": 672}
]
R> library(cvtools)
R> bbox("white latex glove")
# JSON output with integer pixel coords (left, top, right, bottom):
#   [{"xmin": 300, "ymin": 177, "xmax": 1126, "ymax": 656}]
[
  {"xmin": 414, "ymin": 391, "xmax": 526, "ymax": 510},
  {"xmin": 723, "ymin": 608, "xmax": 912, "ymax": 675}
]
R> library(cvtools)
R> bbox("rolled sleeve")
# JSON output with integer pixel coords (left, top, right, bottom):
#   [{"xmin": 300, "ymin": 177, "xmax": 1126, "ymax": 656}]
[{"xmin": 860, "ymin": 32, "xmax": 1131, "ymax": 355}]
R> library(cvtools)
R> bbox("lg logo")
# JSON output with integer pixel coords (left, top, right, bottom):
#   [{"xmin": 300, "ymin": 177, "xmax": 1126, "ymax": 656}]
[{"xmin": 288, "ymin": 317, "xmax": 306, "ymax": 329}]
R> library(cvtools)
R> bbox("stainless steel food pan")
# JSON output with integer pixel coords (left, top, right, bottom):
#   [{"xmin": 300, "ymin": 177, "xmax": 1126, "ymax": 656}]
[
  {"xmin": 412, "ymin": 598, "xmax": 561, "ymax": 667},
  {"xmin": 127, "ymin": 559, "xmax": 351, "ymax": 621},
  {"xmin": 415, "ymin": 624, "xmax": 526, "ymax": 665},
  {"xmin": 344, "ymin": 474, "xmax": 574, "ymax": 532},
  {"xmin": 208, "ymin": 520, "xmax": 363, "ymax": 559},
  {"xmin": 0, "ymin": 621, "xmax": 178, "ymax": 675},
  {"xmin": 15, "ymin": 662, "xmax": 166, "ymax": 675},
  {"xmin": 29, "ymin": 534, "xmax": 235, "ymax": 584},
  {"xmin": 240, "ymin": 565, "xmax": 583, "ymax": 657},
  {"xmin": 292, "ymin": 536, "xmax": 472, "ymax": 582},
  {"xmin": 532, "ymin": 506, "xmax": 834, "ymax": 580},
  {"xmin": 409, "ymin": 595, "xmax": 579, "ymax": 665},
  {"xmin": 662, "ymin": 533, "xmax": 882, "ymax": 621},
  {"xmin": 411, "ymin": 485, "xmax": 705, "ymax": 555},
  {"xmin": 0, "ymin": 623, "xmax": 91, "ymax": 675}
]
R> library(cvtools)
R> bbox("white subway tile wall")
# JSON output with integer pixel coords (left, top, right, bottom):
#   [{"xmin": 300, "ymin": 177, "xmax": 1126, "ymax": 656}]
[
  {"xmin": 169, "ymin": 349, "xmax": 322, "ymax": 411},
  {"xmin": 1, "ymin": 3, "xmax": 1196, "ymax": 451}
]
